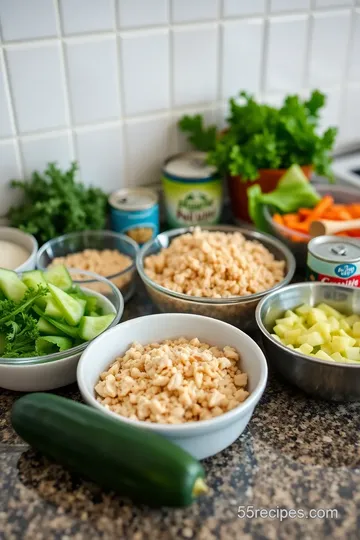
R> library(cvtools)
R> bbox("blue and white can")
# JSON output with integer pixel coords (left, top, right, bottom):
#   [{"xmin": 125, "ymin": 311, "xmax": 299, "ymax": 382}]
[{"xmin": 109, "ymin": 188, "xmax": 159, "ymax": 245}]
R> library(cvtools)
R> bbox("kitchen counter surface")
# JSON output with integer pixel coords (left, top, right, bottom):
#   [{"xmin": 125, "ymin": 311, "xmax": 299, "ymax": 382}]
[{"xmin": 0, "ymin": 280, "xmax": 359, "ymax": 540}]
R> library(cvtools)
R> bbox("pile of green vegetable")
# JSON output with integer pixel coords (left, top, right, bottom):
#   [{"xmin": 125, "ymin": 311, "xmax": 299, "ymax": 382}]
[
  {"xmin": 7, "ymin": 162, "xmax": 108, "ymax": 244},
  {"xmin": 179, "ymin": 90, "xmax": 337, "ymax": 181},
  {"xmin": 0, "ymin": 266, "xmax": 115, "ymax": 359}
]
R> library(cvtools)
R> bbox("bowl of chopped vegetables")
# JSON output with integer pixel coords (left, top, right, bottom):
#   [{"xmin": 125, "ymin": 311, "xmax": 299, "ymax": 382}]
[
  {"xmin": 263, "ymin": 184, "xmax": 360, "ymax": 267},
  {"xmin": 256, "ymin": 282, "xmax": 360, "ymax": 402},
  {"xmin": 0, "ymin": 266, "xmax": 123, "ymax": 391}
]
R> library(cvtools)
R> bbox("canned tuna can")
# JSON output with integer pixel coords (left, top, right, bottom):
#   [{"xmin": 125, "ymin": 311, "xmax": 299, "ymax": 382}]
[
  {"xmin": 109, "ymin": 188, "xmax": 159, "ymax": 245},
  {"xmin": 162, "ymin": 151, "xmax": 223, "ymax": 228},
  {"xmin": 307, "ymin": 236, "xmax": 360, "ymax": 287}
]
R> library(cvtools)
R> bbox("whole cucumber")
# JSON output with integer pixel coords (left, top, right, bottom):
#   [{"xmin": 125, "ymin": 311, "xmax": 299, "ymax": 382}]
[{"xmin": 11, "ymin": 393, "xmax": 207, "ymax": 507}]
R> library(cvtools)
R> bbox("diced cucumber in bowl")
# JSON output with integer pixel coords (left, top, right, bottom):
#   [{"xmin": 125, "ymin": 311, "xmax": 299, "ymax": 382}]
[
  {"xmin": 45, "ymin": 298, "xmax": 64, "ymax": 319},
  {"xmin": 0, "ymin": 268, "xmax": 27, "ymax": 302},
  {"xmin": 48, "ymin": 283, "xmax": 85, "ymax": 326},
  {"xmin": 45, "ymin": 265, "xmax": 72, "ymax": 291},
  {"xmin": 78, "ymin": 314, "xmax": 116, "ymax": 341},
  {"xmin": 37, "ymin": 317, "xmax": 66, "ymax": 337}
]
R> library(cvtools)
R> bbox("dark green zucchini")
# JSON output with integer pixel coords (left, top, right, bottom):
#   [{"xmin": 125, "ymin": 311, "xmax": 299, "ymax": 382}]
[{"xmin": 11, "ymin": 393, "xmax": 208, "ymax": 507}]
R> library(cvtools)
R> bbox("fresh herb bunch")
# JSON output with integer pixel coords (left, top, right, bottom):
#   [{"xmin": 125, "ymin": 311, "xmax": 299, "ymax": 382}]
[
  {"xmin": 0, "ymin": 287, "xmax": 48, "ymax": 358},
  {"xmin": 8, "ymin": 162, "xmax": 108, "ymax": 244},
  {"xmin": 178, "ymin": 90, "xmax": 337, "ymax": 181}
]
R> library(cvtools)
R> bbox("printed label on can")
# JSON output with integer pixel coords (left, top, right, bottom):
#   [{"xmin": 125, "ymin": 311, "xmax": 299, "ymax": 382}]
[
  {"xmin": 110, "ymin": 205, "xmax": 159, "ymax": 245},
  {"xmin": 162, "ymin": 176, "xmax": 222, "ymax": 228},
  {"xmin": 307, "ymin": 253, "xmax": 360, "ymax": 287}
]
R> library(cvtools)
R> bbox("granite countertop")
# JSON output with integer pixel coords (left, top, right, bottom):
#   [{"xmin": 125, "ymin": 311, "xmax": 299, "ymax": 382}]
[{"xmin": 1, "ymin": 280, "xmax": 359, "ymax": 540}]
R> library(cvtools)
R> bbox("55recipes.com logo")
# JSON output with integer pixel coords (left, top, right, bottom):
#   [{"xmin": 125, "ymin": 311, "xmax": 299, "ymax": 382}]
[{"xmin": 237, "ymin": 506, "xmax": 339, "ymax": 521}]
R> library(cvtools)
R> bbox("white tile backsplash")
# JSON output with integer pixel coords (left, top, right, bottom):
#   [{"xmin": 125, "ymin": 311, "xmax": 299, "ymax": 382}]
[
  {"xmin": 60, "ymin": 0, "xmax": 115, "ymax": 35},
  {"xmin": 270, "ymin": 0, "xmax": 310, "ymax": 11},
  {"xmin": 308, "ymin": 10, "xmax": 352, "ymax": 87},
  {"xmin": 348, "ymin": 10, "xmax": 360, "ymax": 82},
  {"xmin": 66, "ymin": 37, "xmax": 120, "ymax": 124},
  {"xmin": 0, "ymin": 0, "xmax": 57, "ymax": 42},
  {"xmin": 223, "ymin": 0, "xmax": 265, "ymax": 17},
  {"xmin": 340, "ymin": 85, "xmax": 360, "ymax": 142},
  {"xmin": 171, "ymin": 0, "xmax": 218, "ymax": 23},
  {"xmin": 124, "ymin": 116, "xmax": 176, "ymax": 186},
  {"xmin": 315, "ymin": 0, "xmax": 352, "ymax": 7},
  {"xmin": 6, "ymin": 43, "xmax": 67, "ymax": 133},
  {"xmin": 0, "ymin": 140, "xmax": 21, "ymax": 216},
  {"xmin": 222, "ymin": 19, "xmax": 263, "ymax": 98},
  {"xmin": 265, "ymin": 15, "xmax": 308, "ymax": 92},
  {"xmin": 118, "ymin": 0, "xmax": 168, "ymax": 28},
  {"xmin": 20, "ymin": 132, "xmax": 72, "ymax": 177},
  {"xmin": 120, "ymin": 30, "xmax": 169, "ymax": 116},
  {"xmin": 0, "ymin": 0, "xmax": 358, "ymax": 208},
  {"xmin": 0, "ymin": 53, "xmax": 14, "ymax": 137},
  {"xmin": 75, "ymin": 125, "xmax": 123, "ymax": 191},
  {"xmin": 173, "ymin": 25, "xmax": 218, "ymax": 107}
]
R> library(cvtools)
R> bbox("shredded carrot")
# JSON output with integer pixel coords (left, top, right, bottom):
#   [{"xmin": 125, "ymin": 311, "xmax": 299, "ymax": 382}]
[{"xmin": 272, "ymin": 194, "xmax": 360, "ymax": 242}]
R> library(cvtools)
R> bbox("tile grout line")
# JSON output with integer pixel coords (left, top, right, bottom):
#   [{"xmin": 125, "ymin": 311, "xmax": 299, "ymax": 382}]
[
  {"xmin": 216, "ymin": 0, "xmax": 223, "ymax": 116},
  {"xmin": 115, "ymin": 0, "xmax": 130, "ymax": 188},
  {"xmin": 259, "ymin": 0, "xmax": 271, "ymax": 99},
  {"xmin": 54, "ymin": 0, "xmax": 76, "ymax": 163},
  {"xmin": 302, "ymin": 0, "xmax": 315, "ymax": 92},
  {"xmin": 337, "ymin": 1, "xmax": 357, "ymax": 133}
]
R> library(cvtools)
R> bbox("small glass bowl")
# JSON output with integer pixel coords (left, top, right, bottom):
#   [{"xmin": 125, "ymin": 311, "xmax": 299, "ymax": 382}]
[
  {"xmin": 0, "ymin": 268, "xmax": 123, "ymax": 367},
  {"xmin": 36, "ymin": 230, "xmax": 138, "ymax": 302}
]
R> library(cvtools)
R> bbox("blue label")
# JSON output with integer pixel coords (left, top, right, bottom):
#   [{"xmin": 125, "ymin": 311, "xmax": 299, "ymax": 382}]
[
  {"xmin": 335, "ymin": 263, "xmax": 357, "ymax": 278},
  {"xmin": 110, "ymin": 204, "xmax": 159, "ymax": 245}
]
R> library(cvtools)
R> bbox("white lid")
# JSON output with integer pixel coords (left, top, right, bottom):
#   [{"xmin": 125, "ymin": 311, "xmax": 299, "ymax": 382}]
[
  {"xmin": 164, "ymin": 152, "xmax": 217, "ymax": 179},
  {"xmin": 109, "ymin": 188, "xmax": 158, "ymax": 211}
]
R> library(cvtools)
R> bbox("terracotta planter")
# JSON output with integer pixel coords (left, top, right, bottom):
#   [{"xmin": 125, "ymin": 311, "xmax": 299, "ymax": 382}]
[{"xmin": 227, "ymin": 165, "xmax": 313, "ymax": 223}]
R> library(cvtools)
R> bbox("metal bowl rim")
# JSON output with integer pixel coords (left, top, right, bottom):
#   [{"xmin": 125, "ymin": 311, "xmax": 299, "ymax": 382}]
[
  {"xmin": 136, "ymin": 225, "xmax": 296, "ymax": 305},
  {"xmin": 255, "ymin": 282, "xmax": 360, "ymax": 369}
]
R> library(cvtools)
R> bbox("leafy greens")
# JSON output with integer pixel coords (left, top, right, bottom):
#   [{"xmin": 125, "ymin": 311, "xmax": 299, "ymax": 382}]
[
  {"xmin": 8, "ymin": 162, "xmax": 108, "ymax": 244},
  {"xmin": 178, "ymin": 90, "xmax": 337, "ymax": 181}
]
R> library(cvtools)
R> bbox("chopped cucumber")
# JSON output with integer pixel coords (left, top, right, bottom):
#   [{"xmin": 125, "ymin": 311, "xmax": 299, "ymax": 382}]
[
  {"xmin": 37, "ymin": 317, "xmax": 66, "ymax": 337},
  {"xmin": 0, "ymin": 268, "xmax": 27, "ymax": 303},
  {"xmin": 22, "ymin": 270, "xmax": 50, "ymax": 308},
  {"xmin": 48, "ymin": 283, "xmax": 85, "ymax": 326},
  {"xmin": 45, "ymin": 265, "xmax": 73, "ymax": 291},
  {"xmin": 32, "ymin": 306, "xmax": 79, "ymax": 339},
  {"xmin": 45, "ymin": 298, "xmax": 63, "ymax": 319},
  {"xmin": 78, "ymin": 314, "xmax": 115, "ymax": 341},
  {"xmin": 36, "ymin": 336, "xmax": 73, "ymax": 355}
]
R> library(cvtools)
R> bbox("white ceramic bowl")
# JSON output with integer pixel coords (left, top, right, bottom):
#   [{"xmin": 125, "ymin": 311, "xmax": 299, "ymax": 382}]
[
  {"xmin": 77, "ymin": 313, "xmax": 268, "ymax": 460},
  {"xmin": 0, "ymin": 226, "xmax": 38, "ymax": 271},
  {"xmin": 0, "ymin": 270, "xmax": 124, "ymax": 392}
]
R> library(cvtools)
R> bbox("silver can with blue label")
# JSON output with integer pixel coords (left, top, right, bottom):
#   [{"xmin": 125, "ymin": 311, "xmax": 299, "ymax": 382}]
[{"xmin": 109, "ymin": 188, "xmax": 159, "ymax": 245}]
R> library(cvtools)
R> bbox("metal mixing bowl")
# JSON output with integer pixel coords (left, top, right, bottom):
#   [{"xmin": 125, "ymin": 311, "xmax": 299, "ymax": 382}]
[
  {"xmin": 256, "ymin": 282, "xmax": 360, "ymax": 402},
  {"xmin": 136, "ymin": 225, "xmax": 296, "ymax": 331}
]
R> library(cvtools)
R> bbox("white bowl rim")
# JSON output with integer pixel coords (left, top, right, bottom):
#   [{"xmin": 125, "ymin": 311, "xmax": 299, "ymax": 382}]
[
  {"xmin": 77, "ymin": 313, "xmax": 268, "ymax": 434},
  {"xmin": 0, "ymin": 226, "xmax": 38, "ymax": 272},
  {"xmin": 256, "ymin": 282, "xmax": 360, "ymax": 369}
]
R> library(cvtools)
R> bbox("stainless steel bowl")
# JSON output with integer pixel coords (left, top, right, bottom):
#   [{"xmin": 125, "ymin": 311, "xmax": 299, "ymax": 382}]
[
  {"xmin": 136, "ymin": 225, "xmax": 296, "ymax": 331},
  {"xmin": 256, "ymin": 282, "xmax": 360, "ymax": 402}
]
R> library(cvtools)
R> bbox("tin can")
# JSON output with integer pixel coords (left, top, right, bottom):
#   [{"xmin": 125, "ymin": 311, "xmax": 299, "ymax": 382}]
[
  {"xmin": 307, "ymin": 236, "xmax": 360, "ymax": 287},
  {"xmin": 109, "ymin": 188, "xmax": 159, "ymax": 245},
  {"xmin": 161, "ymin": 151, "xmax": 223, "ymax": 228}
]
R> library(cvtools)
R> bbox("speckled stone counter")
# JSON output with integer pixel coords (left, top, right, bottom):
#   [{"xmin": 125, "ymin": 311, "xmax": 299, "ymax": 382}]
[{"xmin": 1, "ymin": 281, "xmax": 359, "ymax": 540}]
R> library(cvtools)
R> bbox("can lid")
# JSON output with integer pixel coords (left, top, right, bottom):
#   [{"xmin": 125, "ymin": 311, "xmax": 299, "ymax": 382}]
[
  {"xmin": 164, "ymin": 151, "xmax": 217, "ymax": 180},
  {"xmin": 308, "ymin": 236, "xmax": 360, "ymax": 263},
  {"xmin": 109, "ymin": 188, "xmax": 158, "ymax": 211}
]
